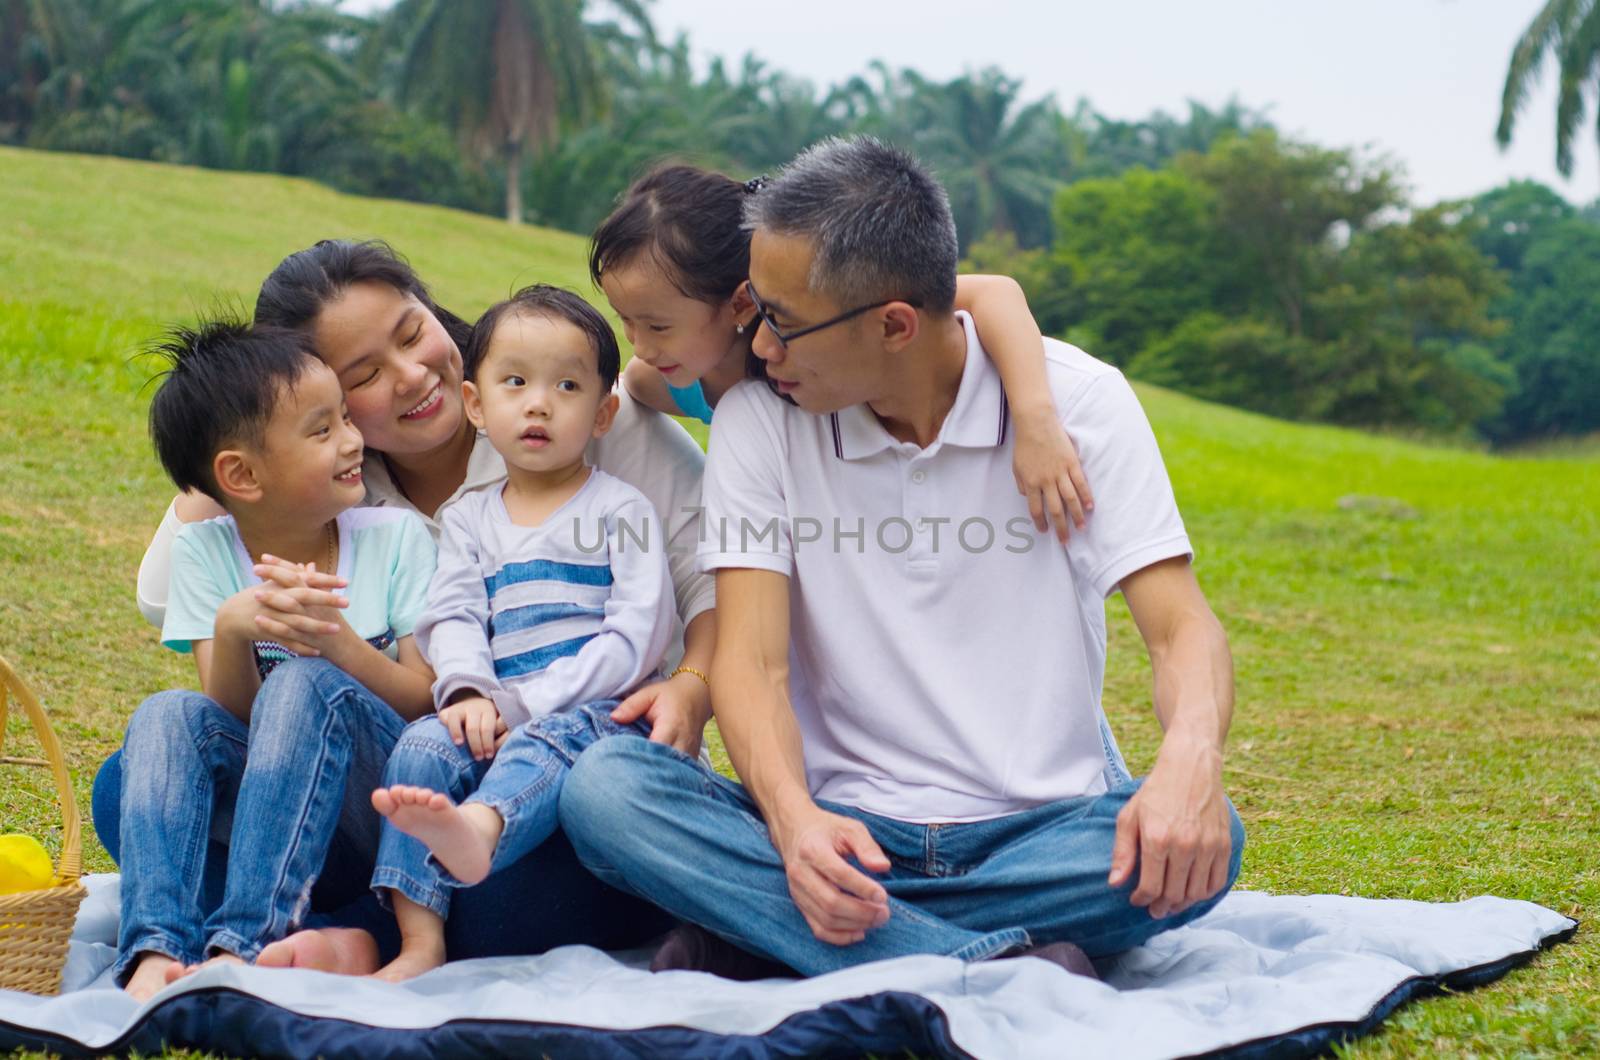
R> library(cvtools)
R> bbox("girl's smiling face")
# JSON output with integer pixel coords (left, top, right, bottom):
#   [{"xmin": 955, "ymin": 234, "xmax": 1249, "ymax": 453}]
[
  {"xmin": 599, "ymin": 255, "xmax": 745, "ymax": 386},
  {"xmin": 310, "ymin": 281, "xmax": 466, "ymax": 456}
]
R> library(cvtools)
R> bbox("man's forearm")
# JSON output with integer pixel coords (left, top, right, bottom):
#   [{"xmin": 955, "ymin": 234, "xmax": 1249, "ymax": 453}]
[
  {"xmin": 711, "ymin": 657, "xmax": 815, "ymax": 833},
  {"xmin": 1149, "ymin": 607, "xmax": 1234, "ymax": 752}
]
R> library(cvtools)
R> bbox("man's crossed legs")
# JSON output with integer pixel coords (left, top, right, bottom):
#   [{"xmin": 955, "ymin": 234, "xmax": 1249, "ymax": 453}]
[{"xmin": 558, "ymin": 738, "xmax": 1245, "ymax": 977}]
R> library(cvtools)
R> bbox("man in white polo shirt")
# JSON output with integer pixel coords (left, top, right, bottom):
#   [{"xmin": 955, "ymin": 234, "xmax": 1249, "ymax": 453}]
[{"xmin": 560, "ymin": 136, "xmax": 1243, "ymax": 978}]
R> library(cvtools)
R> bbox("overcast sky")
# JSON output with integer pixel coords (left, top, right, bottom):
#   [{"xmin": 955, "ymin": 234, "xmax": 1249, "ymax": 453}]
[{"xmin": 352, "ymin": 0, "xmax": 1597, "ymax": 205}]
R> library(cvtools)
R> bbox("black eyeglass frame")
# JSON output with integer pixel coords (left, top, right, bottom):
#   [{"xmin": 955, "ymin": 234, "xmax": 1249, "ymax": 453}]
[{"xmin": 745, "ymin": 281, "xmax": 922, "ymax": 348}]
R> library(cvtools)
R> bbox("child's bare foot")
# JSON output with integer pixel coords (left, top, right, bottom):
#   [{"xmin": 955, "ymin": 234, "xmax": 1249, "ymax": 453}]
[
  {"xmin": 371, "ymin": 936, "xmax": 447, "ymax": 982},
  {"xmin": 165, "ymin": 951, "xmax": 244, "ymax": 983},
  {"xmin": 257, "ymin": 928, "xmax": 380, "ymax": 975},
  {"xmin": 123, "ymin": 952, "xmax": 180, "ymax": 1002},
  {"xmin": 372, "ymin": 784, "xmax": 502, "ymax": 885}
]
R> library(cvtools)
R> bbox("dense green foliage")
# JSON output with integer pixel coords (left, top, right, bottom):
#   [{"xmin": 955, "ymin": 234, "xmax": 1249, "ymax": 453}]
[
  {"xmin": 1, "ymin": 149, "xmax": 1595, "ymax": 1057},
  {"xmin": 1003, "ymin": 132, "xmax": 1510, "ymax": 434}
]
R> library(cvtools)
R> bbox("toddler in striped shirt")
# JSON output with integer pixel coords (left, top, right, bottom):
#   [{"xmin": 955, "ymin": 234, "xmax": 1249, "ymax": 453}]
[{"xmin": 368, "ymin": 285, "xmax": 675, "ymax": 980}]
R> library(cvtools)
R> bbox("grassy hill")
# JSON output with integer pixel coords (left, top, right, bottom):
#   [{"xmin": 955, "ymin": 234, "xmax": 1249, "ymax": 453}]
[{"xmin": 1, "ymin": 146, "xmax": 1596, "ymax": 1055}]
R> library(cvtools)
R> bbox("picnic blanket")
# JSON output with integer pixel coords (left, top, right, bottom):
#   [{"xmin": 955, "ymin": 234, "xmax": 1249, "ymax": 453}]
[{"xmin": 0, "ymin": 874, "xmax": 1576, "ymax": 1058}]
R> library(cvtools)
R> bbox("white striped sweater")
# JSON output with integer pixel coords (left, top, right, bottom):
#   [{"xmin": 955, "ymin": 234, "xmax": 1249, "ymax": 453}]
[{"xmin": 415, "ymin": 469, "xmax": 674, "ymax": 728}]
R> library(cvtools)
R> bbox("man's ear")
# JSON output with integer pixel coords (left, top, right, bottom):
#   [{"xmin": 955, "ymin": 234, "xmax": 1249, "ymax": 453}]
[
  {"xmin": 462, "ymin": 380, "xmax": 486, "ymax": 430},
  {"xmin": 212, "ymin": 449, "xmax": 263, "ymax": 505},
  {"xmin": 592, "ymin": 391, "xmax": 621, "ymax": 438},
  {"xmin": 880, "ymin": 301, "xmax": 921, "ymax": 354}
]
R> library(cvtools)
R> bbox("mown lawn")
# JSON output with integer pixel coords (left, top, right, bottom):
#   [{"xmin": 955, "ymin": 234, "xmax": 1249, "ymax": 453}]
[{"xmin": 1, "ymin": 146, "xmax": 1596, "ymax": 1057}]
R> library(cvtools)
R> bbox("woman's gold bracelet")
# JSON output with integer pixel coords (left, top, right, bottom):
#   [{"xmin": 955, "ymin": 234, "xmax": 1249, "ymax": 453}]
[{"xmin": 670, "ymin": 665, "xmax": 711, "ymax": 690}]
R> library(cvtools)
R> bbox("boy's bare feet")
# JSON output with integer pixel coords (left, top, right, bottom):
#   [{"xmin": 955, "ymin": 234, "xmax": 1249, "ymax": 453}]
[
  {"xmin": 123, "ymin": 952, "xmax": 181, "ymax": 1002},
  {"xmin": 372, "ymin": 784, "xmax": 503, "ymax": 886},
  {"xmin": 257, "ymin": 927, "xmax": 381, "ymax": 975},
  {"xmin": 371, "ymin": 935, "xmax": 448, "ymax": 982},
  {"xmin": 165, "ymin": 951, "xmax": 244, "ymax": 984}
]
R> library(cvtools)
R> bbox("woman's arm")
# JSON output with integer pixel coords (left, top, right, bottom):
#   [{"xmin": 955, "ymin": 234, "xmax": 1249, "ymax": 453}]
[
  {"xmin": 953, "ymin": 274, "xmax": 1094, "ymax": 542},
  {"xmin": 138, "ymin": 492, "xmax": 228, "ymax": 628}
]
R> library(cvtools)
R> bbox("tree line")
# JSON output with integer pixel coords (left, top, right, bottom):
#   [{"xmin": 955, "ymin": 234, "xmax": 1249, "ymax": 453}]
[{"xmin": 3, "ymin": 0, "xmax": 1597, "ymax": 444}]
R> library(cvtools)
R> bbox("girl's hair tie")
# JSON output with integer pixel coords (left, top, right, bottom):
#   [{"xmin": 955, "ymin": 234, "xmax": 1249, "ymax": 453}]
[{"xmin": 743, "ymin": 176, "xmax": 769, "ymax": 194}]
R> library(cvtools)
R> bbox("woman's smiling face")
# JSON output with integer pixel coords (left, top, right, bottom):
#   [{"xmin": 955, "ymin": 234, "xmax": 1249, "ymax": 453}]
[{"xmin": 310, "ymin": 281, "xmax": 465, "ymax": 457}]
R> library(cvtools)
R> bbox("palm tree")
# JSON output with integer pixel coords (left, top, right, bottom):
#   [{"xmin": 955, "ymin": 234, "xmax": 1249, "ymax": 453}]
[
  {"xmin": 885, "ymin": 67, "xmax": 1071, "ymax": 250},
  {"xmin": 1498, "ymin": 0, "xmax": 1600, "ymax": 176},
  {"xmin": 379, "ymin": 0, "xmax": 653, "ymax": 223}
]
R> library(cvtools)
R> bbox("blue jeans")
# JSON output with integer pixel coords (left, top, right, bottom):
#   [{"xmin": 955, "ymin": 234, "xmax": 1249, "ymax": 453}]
[
  {"xmin": 109, "ymin": 659, "xmax": 407, "ymax": 980},
  {"xmin": 372, "ymin": 702, "xmax": 646, "ymax": 918},
  {"xmin": 559, "ymin": 738, "xmax": 1246, "ymax": 976},
  {"xmin": 95, "ymin": 703, "xmax": 671, "ymax": 966}
]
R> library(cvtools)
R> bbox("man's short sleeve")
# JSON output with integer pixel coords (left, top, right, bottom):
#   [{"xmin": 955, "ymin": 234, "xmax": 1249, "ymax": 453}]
[
  {"xmin": 1061, "ymin": 370, "xmax": 1193, "ymax": 598},
  {"xmin": 160, "ymin": 527, "xmax": 232, "ymax": 653},
  {"xmin": 386, "ymin": 511, "xmax": 439, "ymax": 639},
  {"xmin": 698, "ymin": 383, "xmax": 793, "ymax": 576}
]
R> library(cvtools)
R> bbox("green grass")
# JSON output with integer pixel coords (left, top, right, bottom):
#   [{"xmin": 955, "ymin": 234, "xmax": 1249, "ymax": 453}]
[{"xmin": 2, "ymin": 145, "xmax": 1596, "ymax": 1057}]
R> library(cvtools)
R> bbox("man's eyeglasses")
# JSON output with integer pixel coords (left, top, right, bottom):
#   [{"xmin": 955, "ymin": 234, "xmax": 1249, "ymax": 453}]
[{"xmin": 745, "ymin": 282, "xmax": 920, "ymax": 348}]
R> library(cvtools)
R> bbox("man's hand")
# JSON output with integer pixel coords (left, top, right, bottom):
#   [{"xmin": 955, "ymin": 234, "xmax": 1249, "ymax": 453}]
[
  {"xmin": 1108, "ymin": 736, "xmax": 1233, "ymax": 919},
  {"xmin": 769, "ymin": 803, "xmax": 892, "ymax": 945},
  {"xmin": 610, "ymin": 672, "xmax": 711, "ymax": 757},
  {"xmin": 438, "ymin": 694, "xmax": 506, "ymax": 761}
]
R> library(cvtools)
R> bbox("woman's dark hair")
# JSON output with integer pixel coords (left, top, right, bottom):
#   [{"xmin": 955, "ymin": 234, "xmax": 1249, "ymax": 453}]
[
  {"xmin": 254, "ymin": 239, "xmax": 472, "ymax": 351},
  {"xmin": 589, "ymin": 164, "xmax": 767, "ymax": 381},
  {"xmin": 464, "ymin": 285, "xmax": 621, "ymax": 391}
]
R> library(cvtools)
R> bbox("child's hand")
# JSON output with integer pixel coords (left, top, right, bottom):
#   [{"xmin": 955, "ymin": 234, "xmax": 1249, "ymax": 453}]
[
  {"xmin": 439, "ymin": 695, "xmax": 505, "ymax": 761},
  {"xmin": 249, "ymin": 559, "xmax": 354, "ymax": 660},
  {"xmin": 1012, "ymin": 409, "xmax": 1093, "ymax": 544},
  {"xmin": 214, "ymin": 569, "xmax": 342, "ymax": 658},
  {"xmin": 611, "ymin": 673, "xmax": 711, "ymax": 757}
]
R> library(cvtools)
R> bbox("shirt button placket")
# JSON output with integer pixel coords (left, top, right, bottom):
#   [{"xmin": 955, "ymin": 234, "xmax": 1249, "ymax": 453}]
[{"xmin": 907, "ymin": 464, "xmax": 929, "ymax": 563}]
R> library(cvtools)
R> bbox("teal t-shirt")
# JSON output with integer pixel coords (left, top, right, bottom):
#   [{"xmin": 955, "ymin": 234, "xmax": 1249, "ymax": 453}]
[
  {"xmin": 666, "ymin": 379, "xmax": 715, "ymax": 425},
  {"xmin": 161, "ymin": 507, "xmax": 437, "ymax": 675}
]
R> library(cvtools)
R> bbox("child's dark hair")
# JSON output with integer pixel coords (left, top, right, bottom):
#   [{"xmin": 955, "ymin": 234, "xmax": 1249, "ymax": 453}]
[
  {"xmin": 589, "ymin": 165, "xmax": 754, "ymax": 304},
  {"xmin": 254, "ymin": 239, "xmax": 472, "ymax": 350},
  {"xmin": 146, "ymin": 319, "xmax": 319, "ymax": 505},
  {"xmin": 589, "ymin": 164, "xmax": 767, "ymax": 381},
  {"xmin": 464, "ymin": 285, "xmax": 621, "ymax": 390}
]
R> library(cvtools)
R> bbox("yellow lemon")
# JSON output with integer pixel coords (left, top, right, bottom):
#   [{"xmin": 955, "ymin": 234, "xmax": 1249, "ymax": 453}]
[{"xmin": 0, "ymin": 834, "xmax": 54, "ymax": 895}]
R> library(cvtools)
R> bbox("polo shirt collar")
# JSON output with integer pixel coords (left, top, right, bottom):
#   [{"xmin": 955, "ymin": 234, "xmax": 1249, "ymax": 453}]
[{"xmin": 826, "ymin": 311, "xmax": 1010, "ymax": 461}]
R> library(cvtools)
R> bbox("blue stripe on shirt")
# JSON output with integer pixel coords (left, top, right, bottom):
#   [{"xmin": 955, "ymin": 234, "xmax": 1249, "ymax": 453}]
[
  {"xmin": 490, "ymin": 601, "xmax": 606, "ymax": 637},
  {"xmin": 493, "ymin": 634, "xmax": 597, "ymax": 680},
  {"xmin": 484, "ymin": 558, "xmax": 614, "ymax": 598}
]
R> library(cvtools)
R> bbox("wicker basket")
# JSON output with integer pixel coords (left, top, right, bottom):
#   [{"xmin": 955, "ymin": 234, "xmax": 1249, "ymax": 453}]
[{"xmin": 0, "ymin": 652, "xmax": 88, "ymax": 996}]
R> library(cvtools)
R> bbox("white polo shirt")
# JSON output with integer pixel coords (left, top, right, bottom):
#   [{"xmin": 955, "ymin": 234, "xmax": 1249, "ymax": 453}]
[{"xmin": 699, "ymin": 312, "xmax": 1191, "ymax": 823}]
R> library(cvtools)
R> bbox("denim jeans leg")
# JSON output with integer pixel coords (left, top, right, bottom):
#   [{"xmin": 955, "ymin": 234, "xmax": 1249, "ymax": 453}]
[
  {"xmin": 201, "ymin": 659, "xmax": 406, "ymax": 960},
  {"xmin": 113, "ymin": 690, "xmax": 248, "ymax": 982},
  {"xmin": 90, "ymin": 751, "xmax": 123, "ymax": 866},
  {"xmin": 470, "ymin": 702, "xmax": 644, "ymax": 878},
  {"xmin": 369, "ymin": 715, "xmax": 486, "ymax": 918},
  {"xmin": 559, "ymin": 738, "xmax": 1027, "ymax": 977},
  {"xmin": 890, "ymin": 779, "xmax": 1248, "ymax": 958}
]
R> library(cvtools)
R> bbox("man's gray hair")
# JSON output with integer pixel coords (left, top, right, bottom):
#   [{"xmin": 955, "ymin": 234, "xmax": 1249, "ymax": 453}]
[{"xmin": 744, "ymin": 136, "xmax": 959, "ymax": 312}]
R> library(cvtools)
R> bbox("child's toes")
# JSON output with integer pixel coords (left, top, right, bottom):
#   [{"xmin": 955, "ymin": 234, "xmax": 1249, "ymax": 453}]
[{"xmin": 372, "ymin": 788, "xmax": 397, "ymax": 816}]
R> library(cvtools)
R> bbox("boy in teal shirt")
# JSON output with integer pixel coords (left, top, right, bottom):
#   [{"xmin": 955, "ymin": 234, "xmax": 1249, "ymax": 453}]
[{"xmin": 115, "ymin": 319, "xmax": 436, "ymax": 1000}]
